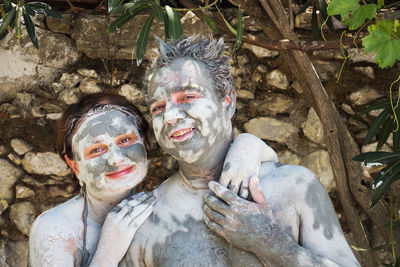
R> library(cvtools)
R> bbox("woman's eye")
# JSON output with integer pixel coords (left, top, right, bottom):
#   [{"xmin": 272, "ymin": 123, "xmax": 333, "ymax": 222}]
[
  {"xmin": 119, "ymin": 137, "xmax": 131, "ymax": 144},
  {"xmin": 90, "ymin": 147, "xmax": 105, "ymax": 154},
  {"xmin": 152, "ymin": 105, "xmax": 165, "ymax": 114}
]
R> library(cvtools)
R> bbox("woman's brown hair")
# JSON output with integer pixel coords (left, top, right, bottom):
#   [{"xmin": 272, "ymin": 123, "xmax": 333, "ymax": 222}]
[{"xmin": 56, "ymin": 93, "xmax": 148, "ymax": 160}]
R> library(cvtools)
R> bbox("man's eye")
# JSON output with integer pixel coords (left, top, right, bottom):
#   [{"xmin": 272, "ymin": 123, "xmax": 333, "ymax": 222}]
[
  {"xmin": 152, "ymin": 105, "xmax": 165, "ymax": 114},
  {"xmin": 180, "ymin": 94, "xmax": 199, "ymax": 103}
]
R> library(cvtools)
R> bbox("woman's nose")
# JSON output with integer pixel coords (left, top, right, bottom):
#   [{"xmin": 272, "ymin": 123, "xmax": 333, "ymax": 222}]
[{"xmin": 106, "ymin": 147, "xmax": 125, "ymax": 166}]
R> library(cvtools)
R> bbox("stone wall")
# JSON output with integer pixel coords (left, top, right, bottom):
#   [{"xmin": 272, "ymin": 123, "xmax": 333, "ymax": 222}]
[{"xmin": 0, "ymin": 10, "xmax": 392, "ymax": 266}]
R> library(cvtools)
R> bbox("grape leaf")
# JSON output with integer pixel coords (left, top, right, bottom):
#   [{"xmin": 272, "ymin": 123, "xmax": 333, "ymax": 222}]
[
  {"xmin": 362, "ymin": 20, "xmax": 400, "ymax": 68},
  {"xmin": 327, "ymin": 0, "xmax": 359, "ymax": 17},
  {"xmin": 347, "ymin": 4, "xmax": 377, "ymax": 30}
]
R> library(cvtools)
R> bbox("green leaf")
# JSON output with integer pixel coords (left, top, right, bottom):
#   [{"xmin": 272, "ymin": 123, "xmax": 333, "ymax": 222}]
[
  {"xmin": 26, "ymin": 2, "xmax": 62, "ymax": 18},
  {"xmin": 165, "ymin": 5, "xmax": 182, "ymax": 41},
  {"xmin": 327, "ymin": 0, "xmax": 359, "ymax": 17},
  {"xmin": 359, "ymin": 100, "xmax": 390, "ymax": 114},
  {"xmin": 319, "ymin": 0, "xmax": 334, "ymax": 32},
  {"xmin": 135, "ymin": 13, "xmax": 154, "ymax": 66},
  {"xmin": 353, "ymin": 152, "xmax": 400, "ymax": 165},
  {"xmin": 377, "ymin": 117, "xmax": 393, "ymax": 151},
  {"xmin": 108, "ymin": 0, "xmax": 120, "ymax": 13},
  {"xmin": 0, "ymin": 7, "xmax": 16, "ymax": 37},
  {"xmin": 24, "ymin": 5, "xmax": 35, "ymax": 16},
  {"xmin": 347, "ymin": 4, "xmax": 377, "ymax": 30},
  {"xmin": 106, "ymin": 12, "xmax": 134, "ymax": 33},
  {"xmin": 394, "ymin": 130, "xmax": 400, "ymax": 152},
  {"xmin": 23, "ymin": 9, "xmax": 38, "ymax": 48},
  {"xmin": 150, "ymin": 0, "xmax": 163, "ymax": 22},
  {"xmin": 371, "ymin": 161, "xmax": 400, "ymax": 207},
  {"xmin": 378, "ymin": 0, "xmax": 384, "ymax": 9},
  {"xmin": 202, "ymin": 10, "xmax": 218, "ymax": 33},
  {"xmin": 234, "ymin": 7, "xmax": 242, "ymax": 51},
  {"xmin": 163, "ymin": 10, "xmax": 169, "ymax": 40},
  {"xmin": 216, "ymin": 5, "xmax": 237, "ymax": 35},
  {"xmin": 365, "ymin": 108, "xmax": 390, "ymax": 144}
]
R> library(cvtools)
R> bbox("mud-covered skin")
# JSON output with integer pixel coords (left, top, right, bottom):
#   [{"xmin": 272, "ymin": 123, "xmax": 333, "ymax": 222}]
[{"xmin": 204, "ymin": 162, "xmax": 360, "ymax": 267}]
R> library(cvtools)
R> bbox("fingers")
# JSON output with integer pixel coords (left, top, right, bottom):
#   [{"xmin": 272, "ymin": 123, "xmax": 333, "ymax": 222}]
[
  {"xmin": 208, "ymin": 181, "xmax": 240, "ymax": 205},
  {"xmin": 228, "ymin": 180, "xmax": 240, "ymax": 195},
  {"xmin": 204, "ymin": 193, "xmax": 229, "ymax": 215},
  {"xmin": 219, "ymin": 162, "xmax": 232, "ymax": 187},
  {"xmin": 127, "ymin": 192, "xmax": 153, "ymax": 206},
  {"xmin": 202, "ymin": 204, "xmax": 225, "ymax": 226},
  {"xmin": 124, "ymin": 195, "xmax": 156, "ymax": 222},
  {"xmin": 238, "ymin": 176, "xmax": 250, "ymax": 200},
  {"xmin": 249, "ymin": 176, "xmax": 266, "ymax": 204},
  {"xmin": 203, "ymin": 214, "xmax": 225, "ymax": 238},
  {"xmin": 127, "ymin": 199, "xmax": 155, "ymax": 229}
]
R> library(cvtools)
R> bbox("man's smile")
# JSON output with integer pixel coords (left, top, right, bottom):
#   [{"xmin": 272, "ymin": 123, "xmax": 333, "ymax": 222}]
[
  {"xmin": 169, "ymin": 127, "xmax": 195, "ymax": 141},
  {"xmin": 105, "ymin": 165, "xmax": 136, "ymax": 179}
]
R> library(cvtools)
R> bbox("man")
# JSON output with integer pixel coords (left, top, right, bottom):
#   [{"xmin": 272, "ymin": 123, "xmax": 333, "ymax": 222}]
[{"xmin": 120, "ymin": 36, "xmax": 359, "ymax": 266}]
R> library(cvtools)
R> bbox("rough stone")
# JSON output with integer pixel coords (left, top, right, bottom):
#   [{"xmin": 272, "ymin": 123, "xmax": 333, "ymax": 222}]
[
  {"xmin": 350, "ymin": 49, "xmax": 377, "ymax": 64},
  {"xmin": 40, "ymin": 103, "xmax": 63, "ymax": 113},
  {"xmin": 237, "ymin": 55, "xmax": 249, "ymax": 66},
  {"xmin": 348, "ymin": 86, "xmax": 383, "ymax": 106},
  {"xmin": 48, "ymin": 186, "xmax": 74, "ymax": 198},
  {"xmin": 15, "ymin": 185, "xmax": 35, "ymax": 199},
  {"xmin": 79, "ymin": 77, "xmax": 102, "ymax": 94},
  {"xmin": 237, "ymin": 89, "xmax": 254, "ymax": 99},
  {"xmin": 0, "ymin": 103, "xmax": 19, "ymax": 118},
  {"xmin": 354, "ymin": 66, "xmax": 375, "ymax": 79},
  {"xmin": 0, "ymin": 239, "xmax": 29, "ymax": 267},
  {"xmin": 71, "ymin": 13, "xmax": 210, "ymax": 60},
  {"xmin": 77, "ymin": 68, "xmax": 99, "ymax": 79},
  {"xmin": 231, "ymin": 15, "xmax": 261, "ymax": 32},
  {"xmin": 277, "ymin": 150, "xmax": 300, "ymax": 165},
  {"xmin": 243, "ymin": 43, "xmax": 279, "ymax": 58},
  {"xmin": 341, "ymin": 103, "xmax": 355, "ymax": 115},
  {"xmin": 256, "ymin": 64, "xmax": 268, "ymax": 73},
  {"xmin": 59, "ymin": 73, "xmax": 82, "ymax": 88},
  {"xmin": 118, "ymin": 84, "xmax": 143, "ymax": 102},
  {"xmin": 244, "ymin": 117, "xmax": 298, "ymax": 143},
  {"xmin": 255, "ymin": 94, "xmax": 295, "ymax": 115},
  {"xmin": 46, "ymin": 113, "xmax": 63, "ymax": 120},
  {"xmin": 51, "ymin": 82, "xmax": 64, "ymax": 94},
  {"xmin": 0, "ymin": 146, "xmax": 7, "ymax": 157},
  {"xmin": 369, "ymin": 108, "xmax": 384, "ymax": 117},
  {"xmin": 302, "ymin": 150, "xmax": 335, "ymax": 192},
  {"xmin": 102, "ymin": 71, "xmax": 129, "ymax": 86},
  {"xmin": 46, "ymin": 14, "xmax": 73, "ymax": 34},
  {"xmin": 12, "ymin": 93, "xmax": 34, "ymax": 109},
  {"xmin": 58, "ymin": 87, "xmax": 81, "ymax": 105},
  {"xmin": 361, "ymin": 142, "xmax": 391, "ymax": 153},
  {"xmin": 21, "ymin": 176, "xmax": 43, "ymax": 187},
  {"xmin": 295, "ymin": 11, "xmax": 313, "ymax": 31},
  {"xmin": 9, "ymin": 201, "xmax": 35, "ymax": 236},
  {"xmin": 0, "ymin": 28, "xmax": 81, "ymax": 102},
  {"xmin": 7, "ymin": 153, "xmax": 21, "ymax": 165},
  {"xmin": 251, "ymin": 72, "xmax": 263, "ymax": 84},
  {"xmin": 266, "ymin": 69, "xmax": 289, "ymax": 90},
  {"xmin": 0, "ymin": 199, "xmax": 8, "ymax": 215},
  {"xmin": 0, "ymin": 159, "xmax": 24, "ymax": 203},
  {"xmin": 22, "ymin": 152, "xmax": 71, "ymax": 176},
  {"xmin": 31, "ymin": 105, "xmax": 46, "ymax": 118},
  {"xmin": 301, "ymin": 108, "xmax": 325, "ymax": 146},
  {"xmin": 10, "ymin": 138, "xmax": 33, "ymax": 156},
  {"xmin": 312, "ymin": 59, "xmax": 340, "ymax": 82}
]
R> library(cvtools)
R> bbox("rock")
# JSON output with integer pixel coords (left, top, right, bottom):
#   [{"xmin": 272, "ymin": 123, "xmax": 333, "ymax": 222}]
[
  {"xmin": 0, "ymin": 146, "xmax": 7, "ymax": 157},
  {"xmin": 295, "ymin": 11, "xmax": 313, "ymax": 31},
  {"xmin": 301, "ymin": 108, "xmax": 325, "ymax": 146},
  {"xmin": 46, "ymin": 13, "xmax": 73, "ymax": 34},
  {"xmin": 51, "ymin": 82, "xmax": 64, "ymax": 94},
  {"xmin": 0, "ymin": 239, "xmax": 29, "ymax": 267},
  {"xmin": 9, "ymin": 201, "xmax": 35, "ymax": 236},
  {"xmin": 48, "ymin": 186, "xmax": 74, "ymax": 198},
  {"xmin": 59, "ymin": 87, "xmax": 81, "ymax": 105},
  {"xmin": 21, "ymin": 176, "xmax": 43, "ymax": 187},
  {"xmin": 312, "ymin": 59, "xmax": 340, "ymax": 82},
  {"xmin": 71, "ymin": 13, "xmax": 210, "ymax": 60},
  {"xmin": 266, "ymin": 69, "xmax": 289, "ymax": 90},
  {"xmin": 10, "ymin": 138, "xmax": 33, "ymax": 156},
  {"xmin": 256, "ymin": 64, "xmax": 268, "ymax": 73},
  {"xmin": 347, "ymin": 118, "xmax": 367, "ymax": 132},
  {"xmin": 369, "ymin": 108, "xmax": 384, "ymax": 117},
  {"xmin": 59, "ymin": 73, "xmax": 82, "ymax": 88},
  {"xmin": 237, "ymin": 55, "xmax": 249, "ymax": 66},
  {"xmin": 0, "ymin": 199, "xmax": 8, "ymax": 215},
  {"xmin": 237, "ymin": 89, "xmax": 254, "ymax": 99},
  {"xmin": 118, "ymin": 84, "xmax": 143, "ymax": 102},
  {"xmin": 79, "ymin": 77, "xmax": 102, "ymax": 94},
  {"xmin": 0, "ymin": 159, "xmax": 24, "ymax": 203},
  {"xmin": 348, "ymin": 86, "xmax": 383, "ymax": 106},
  {"xmin": 12, "ymin": 93, "xmax": 34, "ymax": 114},
  {"xmin": 231, "ymin": 15, "xmax": 261, "ymax": 32},
  {"xmin": 15, "ymin": 185, "xmax": 35, "ymax": 199},
  {"xmin": 77, "ymin": 68, "xmax": 99, "ymax": 79},
  {"xmin": 37, "ymin": 118, "xmax": 47, "ymax": 127},
  {"xmin": 102, "ymin": 71, "xmax": 129, "ymax": 86},
  {"xmin": 243, "ymin": 43, "xmax": 279, "ymax": 58},
  {"xmin": 235, "ymin": 77, "xmax": 243, "ymax": 89},
  {"xmin": 341, "ymin": 103, "xmax": 355, "ymax": 115},
  {"xmin": 361, "ymin": 142, "xmax": 391, "ymax": 153},
  {"xmin": 255, "ymin": 94, "xmax": 295, "ymax": 115},
  {"xmin": 302, "ymin": 150, "xmax": 335, "ymax": 192},
  {"xmin": 7, "ymin": 153, "xmax": 21, "ymax": 165},
  {"xmin": 291, "ymin": 80, "xmax": 303, "ymax": 94},
  {"xmin": 22, "ymin": 152, "xmax": 71, "ymax": 176},
  {"xmin": 350, "ymin": 49, "xmax": 376, "ymax": 64},
  {"xmin": 0, "ymin": 103, "xmax": 19, "ymax": 118},
  {"xmin": 31, "ymin": 105, "xmax": 46, "ymax": 118},
  {"xmin": 244, "ymin": 117, "xmax": 298, "ymax": 143},
  {"xmin": 251, "ymin": 72, "xmax": 262, "ymax": 83},
  {"xmin": 354, "ymin": 66, "xmax": 375, "ymax": 79},
  {"xmin": 277, "ymin": 150, "xmax": 300, "ymax": 165},
  {"xmin": 46, "ymin": 113, "xmax": 63, "ymax": 120},
  {"xmin": 0, "ymin": 28, "xmax": 81, "ymax": 102},
  {"xmin": 40, "ymin": 103, "xmax": 63, "ymax": 113}
]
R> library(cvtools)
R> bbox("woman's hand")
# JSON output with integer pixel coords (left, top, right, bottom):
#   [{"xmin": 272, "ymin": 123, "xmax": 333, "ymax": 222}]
[{"xmin": 90, "ymin": 192, "xmax": 155, "ymax": 267}]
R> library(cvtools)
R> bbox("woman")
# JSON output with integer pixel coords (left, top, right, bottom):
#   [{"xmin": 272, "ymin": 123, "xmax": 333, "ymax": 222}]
[{"xmin": 29, "ymin": 93, "xmax": 276, "ymax": 266}]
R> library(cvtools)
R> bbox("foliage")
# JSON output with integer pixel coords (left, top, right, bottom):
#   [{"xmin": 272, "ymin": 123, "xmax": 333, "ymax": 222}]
[
  {"xmin": 0, "ymin": 0, "xmax": 61, "ymax": 48},
  {"xmin": 106, "ymin": 0, "xmax": 243, "ymax": 64}
]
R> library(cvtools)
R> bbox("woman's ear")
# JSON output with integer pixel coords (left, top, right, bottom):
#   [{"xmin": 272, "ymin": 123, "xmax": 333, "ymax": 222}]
[{"xmin": 64, "ymin": 155, "xmax": 80, "ymax": 177}]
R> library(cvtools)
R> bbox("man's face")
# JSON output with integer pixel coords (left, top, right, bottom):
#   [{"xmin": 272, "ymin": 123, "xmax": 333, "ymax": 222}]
[
  {"xmin": 149, "ymin": 58, "xmax": 233, "ymax": 163},
  {"xmin": 71, "ymin": 110, "xmax": 147, "ymax": 201}
]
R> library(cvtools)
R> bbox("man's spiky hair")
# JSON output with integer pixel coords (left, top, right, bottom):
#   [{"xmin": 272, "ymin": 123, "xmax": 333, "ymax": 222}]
[{"xmin": 150, "ymin": 35, "xmax": 235, "ymax": 97}]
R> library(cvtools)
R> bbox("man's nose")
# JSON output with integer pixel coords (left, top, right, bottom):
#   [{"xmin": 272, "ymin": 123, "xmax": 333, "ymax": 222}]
[
  {"xmin": 164, "ymin": 103, "xmax": 185, "ymax": 125},
  {"xmin": 106, "ymin": 147, "xmax": 126, "ymax": 166}
]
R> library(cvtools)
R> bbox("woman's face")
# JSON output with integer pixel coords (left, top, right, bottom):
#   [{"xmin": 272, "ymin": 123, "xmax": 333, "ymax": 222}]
[{"xmin": 70, "ymin": 109, "xmax": 147, "ymax": 202}]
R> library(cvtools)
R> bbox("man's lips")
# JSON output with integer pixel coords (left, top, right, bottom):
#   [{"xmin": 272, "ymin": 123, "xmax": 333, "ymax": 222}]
[
  {"xmin": 169, "ymin": 127, "xmax": 195, "ymax": 141},
  {"xmin": 105, "ymin": 165, "xmax": 136, "ymax": 179}
]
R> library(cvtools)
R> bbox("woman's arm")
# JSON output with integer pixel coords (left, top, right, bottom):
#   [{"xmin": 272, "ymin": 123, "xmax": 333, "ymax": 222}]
[{"xmin": 219, "ymin": 133, "xmax": 278, "ymax": 199}]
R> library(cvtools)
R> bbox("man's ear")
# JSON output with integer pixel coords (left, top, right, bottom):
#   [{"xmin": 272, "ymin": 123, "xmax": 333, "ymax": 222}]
[
  {"xmin": 64, "ymin": 155, "xmax": 80, "ymax": 177},
  {"xmin": 223, "ymin": 89, "xmax": 236, "ymax": 119}
]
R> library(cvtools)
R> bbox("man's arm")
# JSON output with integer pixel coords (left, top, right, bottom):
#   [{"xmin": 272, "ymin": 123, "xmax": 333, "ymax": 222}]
[
  {"xmin": 203, "ymin": 178, "xmax": 359, "ymax": 266},
  {"xmin": 219, "ymin": 133, "xmax": 278, "ymax": 199}
]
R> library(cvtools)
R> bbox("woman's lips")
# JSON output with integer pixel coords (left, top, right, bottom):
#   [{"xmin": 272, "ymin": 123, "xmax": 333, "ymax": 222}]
[{"xmin": 105, "ymin": 165, "xmax": 136, "ymax": 179}]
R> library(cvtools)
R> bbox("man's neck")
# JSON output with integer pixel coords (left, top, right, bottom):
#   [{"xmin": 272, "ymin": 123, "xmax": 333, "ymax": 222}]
[{"xmin": 176, "ymin": 134, "xmax": 232, "ymax": 190}]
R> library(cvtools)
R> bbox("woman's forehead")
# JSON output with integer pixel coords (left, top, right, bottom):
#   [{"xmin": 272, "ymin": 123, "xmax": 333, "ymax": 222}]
[{"xmin": 73, "ymin": 110, "xmax": 138, "ymax": 142}]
